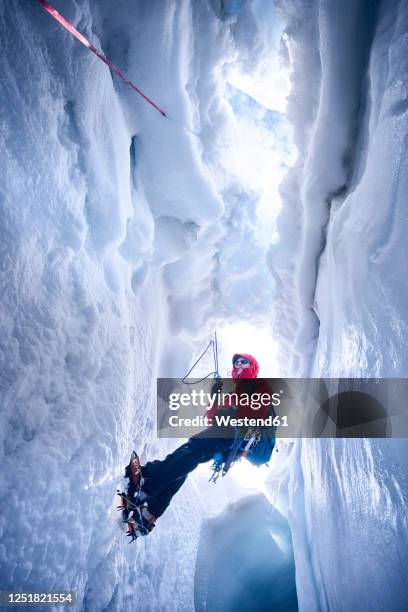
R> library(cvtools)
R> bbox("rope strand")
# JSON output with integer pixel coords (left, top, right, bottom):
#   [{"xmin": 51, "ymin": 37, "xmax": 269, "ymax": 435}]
[
  {"xmin": 181, "ymin": 336, "xmax": 219, "ymax": 384},
  {"xmin": 36, "ymin": 0, "xmax": 167, "ymax": 116}
]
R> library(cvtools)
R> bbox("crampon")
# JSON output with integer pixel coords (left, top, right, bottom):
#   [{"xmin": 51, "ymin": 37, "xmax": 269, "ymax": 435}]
[{"xmin": 117, "ymin": 451, "xmax": 156, "ymax": 542}]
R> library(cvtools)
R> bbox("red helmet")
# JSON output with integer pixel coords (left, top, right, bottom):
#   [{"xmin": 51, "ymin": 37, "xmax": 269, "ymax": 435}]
[{"xmin": 232, "ymin": 354, "xmax": 259, "ymax": 379}]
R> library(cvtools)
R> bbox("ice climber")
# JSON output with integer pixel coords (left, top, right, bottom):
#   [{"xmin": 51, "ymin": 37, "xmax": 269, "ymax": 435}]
[{"xmin": 120, "ymin": 353, "xmax": 276, "ymax": 538}]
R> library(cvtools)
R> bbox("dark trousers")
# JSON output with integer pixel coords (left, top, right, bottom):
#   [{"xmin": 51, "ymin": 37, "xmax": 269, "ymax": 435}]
[{"xmin": 142, "ymin": 433, "xmax": 235, "ymax": 518}]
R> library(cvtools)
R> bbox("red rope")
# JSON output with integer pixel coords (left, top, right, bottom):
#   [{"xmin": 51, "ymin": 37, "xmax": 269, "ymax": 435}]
[{"xmin": 36, "ymin": 0, "xmax": 167, "ymax": 117}]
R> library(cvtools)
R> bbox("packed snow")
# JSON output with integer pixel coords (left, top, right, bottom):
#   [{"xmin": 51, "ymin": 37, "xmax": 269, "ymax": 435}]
[{"xmin": 1, "ymin": 0, "xmax": 408, "ymax": 611}]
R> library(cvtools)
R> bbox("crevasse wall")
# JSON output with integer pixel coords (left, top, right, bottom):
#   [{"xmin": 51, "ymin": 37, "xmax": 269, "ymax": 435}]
[
  {"xmin": 272, "ymin": 1, "xmax": 408, "ymax": 609},
  {"xmin": 0, "ymin": 1, "xmax": 281, "ymax": 610},
  {"xmin": 3, "ymin": 1, "xmax": 408, "ymax": 610}
]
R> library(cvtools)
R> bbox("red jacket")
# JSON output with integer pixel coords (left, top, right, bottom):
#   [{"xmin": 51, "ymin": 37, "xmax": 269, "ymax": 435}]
[{"xmin": 208, "ymin": 354, "xmax": 273, "ymax": 422}]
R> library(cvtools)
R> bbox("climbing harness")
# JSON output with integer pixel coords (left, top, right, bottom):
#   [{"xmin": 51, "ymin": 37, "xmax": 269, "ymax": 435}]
[{"xmin": 36, "ymin": 0, "xmax": 167, "ymax": 116}]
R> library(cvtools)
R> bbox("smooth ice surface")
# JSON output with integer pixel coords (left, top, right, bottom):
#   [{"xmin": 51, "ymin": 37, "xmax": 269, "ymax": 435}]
[{"xmin": 194, "ymin": 494, "xmax": 297, "ymax": 612}]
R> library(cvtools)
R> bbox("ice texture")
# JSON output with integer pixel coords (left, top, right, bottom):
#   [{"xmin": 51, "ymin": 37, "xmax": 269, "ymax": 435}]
[
  {"xmin": 0, "ymin": 1, "xmax": 287, "ymax": 609},
  {"xmin": 195, "ymin": 494, "xmax": 297, "ymax": 611},
  {"xmin": 272, "ymin": 0, "xmax": 408, "ymax": 609},
  {"xmin": 1, "ymin": 0, "xmax": 408, "ymax": 610}
]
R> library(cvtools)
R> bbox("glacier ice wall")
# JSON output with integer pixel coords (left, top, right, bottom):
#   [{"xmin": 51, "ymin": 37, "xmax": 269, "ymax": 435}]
[
  {"xmin": 2, "ymin": 0, "xmax": 408, "ymax": 610},
  {"xmin": 271, "ymin": 0, "xmax": 408, "ymax": 609},
  {"xmin": 0, "ymin": 1, "xmax": 285, "ymax": 610},
  {"xmin": 271, "ymin": 0, "xmax": 408, "ymax": 378},
  {"xmin": 195, "ymin": 494, "xmax": 297, "ymax": 611}
]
